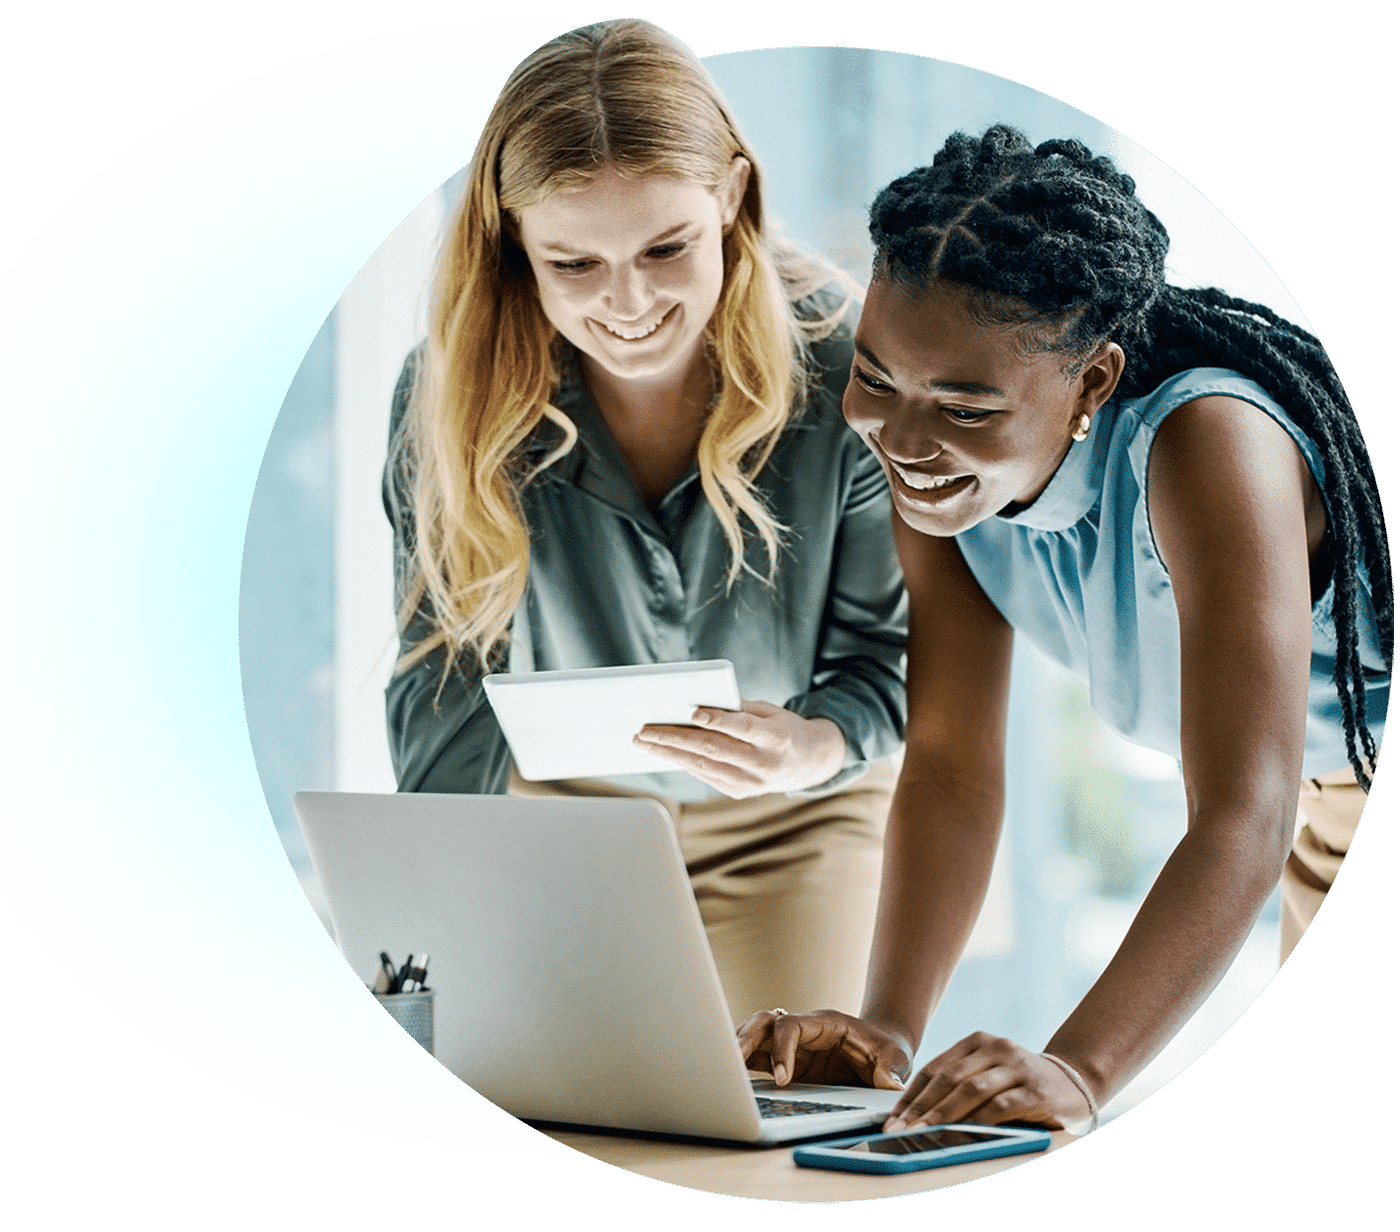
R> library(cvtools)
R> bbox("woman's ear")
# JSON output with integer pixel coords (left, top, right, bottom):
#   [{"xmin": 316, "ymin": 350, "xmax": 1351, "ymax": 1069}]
[
  {"xmin": 717, "ymin": 156, "xmax": 752, "ymax": 229},
  {"xmin": 1075, "ymin": 340, "xmax": 1126, "ymax": 424}
]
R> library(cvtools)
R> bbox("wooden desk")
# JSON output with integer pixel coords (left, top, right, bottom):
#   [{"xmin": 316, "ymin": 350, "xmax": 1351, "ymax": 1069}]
[{"xmin": 538, "ymin": 1124, "xmax": 1073, "ymax": 1203}]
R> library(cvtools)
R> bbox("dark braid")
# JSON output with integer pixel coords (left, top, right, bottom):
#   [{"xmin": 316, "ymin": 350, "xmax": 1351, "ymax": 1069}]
[{"xmin": 871, "ymin": 125, "xmax": 1391, "ymax": 788}]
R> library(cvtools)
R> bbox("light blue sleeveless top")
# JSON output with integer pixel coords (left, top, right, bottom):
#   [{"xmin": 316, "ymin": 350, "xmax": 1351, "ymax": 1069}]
[{"xmin": 956, "ymin": 367, "xmax": 1388, "ymax": 777}]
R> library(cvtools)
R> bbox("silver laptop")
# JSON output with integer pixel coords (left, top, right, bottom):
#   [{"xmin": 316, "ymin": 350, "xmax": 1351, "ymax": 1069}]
[{"xmin": 294, "ymin": 791, "xmax": 900, "ymax": 1144}]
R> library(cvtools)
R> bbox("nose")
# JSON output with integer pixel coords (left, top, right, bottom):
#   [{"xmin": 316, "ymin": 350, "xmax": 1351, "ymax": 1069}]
[
  {"xmin": 602, "ymin": 263, "xmax": 653, "ymax": 322},
  {"xmin": 869, "ymin": 406, "xmax": 944, "ymax": 467}
]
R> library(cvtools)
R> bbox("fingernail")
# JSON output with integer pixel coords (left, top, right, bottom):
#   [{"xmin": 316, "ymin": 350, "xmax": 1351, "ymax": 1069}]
[
  {"xmin": 773, "ymin": 1063, "xmax": 787, "ymax": 1085},
  {"xmin": 692, "ymin": 709, "xmax": 711, "ymax": 725},
  {"xmin": 884, "ymin": 1115, "xmax": 905, "ymax": 1132}
]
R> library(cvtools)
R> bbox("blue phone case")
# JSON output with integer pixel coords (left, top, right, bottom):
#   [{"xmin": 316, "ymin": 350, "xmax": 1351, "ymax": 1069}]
[{"xmin": 792, "ymin": 1123, "xmax": 1052, "ymax": 1174}]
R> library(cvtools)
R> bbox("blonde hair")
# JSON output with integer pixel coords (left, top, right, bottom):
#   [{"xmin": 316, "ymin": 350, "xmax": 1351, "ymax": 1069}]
[{"xmin": 391, "ymin": 18, "xmax": 849, "ymax": 676}]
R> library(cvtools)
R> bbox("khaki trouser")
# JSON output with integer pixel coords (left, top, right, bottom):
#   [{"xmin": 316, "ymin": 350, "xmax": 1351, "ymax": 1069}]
[
  {"xmin": 510, "ymin": 759, "xmax": 896, "ymax": 1024},
  {"xmin": 1281, "ymin": 768, "xmax": 1370, "ymax": 961}
]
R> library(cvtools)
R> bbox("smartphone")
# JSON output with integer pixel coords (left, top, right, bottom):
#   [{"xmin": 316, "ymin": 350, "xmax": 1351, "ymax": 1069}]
[{"xmin": 792, "ymin": 1122, "xmax": 1052, "ymax": 1174}]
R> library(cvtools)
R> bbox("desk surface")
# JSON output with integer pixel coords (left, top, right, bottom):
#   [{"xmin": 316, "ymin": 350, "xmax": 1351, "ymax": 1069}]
[{"xmin": 538, "ymin": 1124, "xmax": 1073, "ymax": 1203}]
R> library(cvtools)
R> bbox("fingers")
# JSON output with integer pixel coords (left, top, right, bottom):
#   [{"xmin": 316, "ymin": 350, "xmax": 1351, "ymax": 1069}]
[
  {"xmin": 691, "ymin": 699, "xmax": 787, "ymax": 746},
  {"xmin": 733, "ymin": 1010, "xmax": 870, "ymax": 1088},
  {"xmin": 633, "ymin": 723, "xmax": 763, "ymax": 766},
  {"xmin": 883, "ymin": 1032, "xmax": 1051, "ymax": 1132},
  {"xmin": 638, "ymin": 699, "xmax": 791, "ymax": 755},
  {"xmin": 735, "ymin": 1009, "xmax": 780, "ymax": 1062},
  {"xmin": 631, "ymin": 727, "xmax": 768, "ymax": 796},
  {"xmin": 866, "ymin": 1047, "xmax": 910, "ymax": 1091},
  {"xmin": 886, "ymin": 1033, "xmax": 980, "ymax": 1121}
]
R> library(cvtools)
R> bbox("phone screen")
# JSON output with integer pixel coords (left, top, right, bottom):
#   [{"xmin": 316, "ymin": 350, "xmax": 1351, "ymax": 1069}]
[{"xmin": 838, "ymin": 1128, "xmax": 1007, "ymax": 1156}]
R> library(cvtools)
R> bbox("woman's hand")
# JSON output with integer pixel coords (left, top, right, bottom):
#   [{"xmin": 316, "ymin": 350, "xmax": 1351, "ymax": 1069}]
[
  {"xmin": 882, "ymin": 1032, "xmax": 1094, "ymax": 1134},
  {"xmin": 633, "ymin": 699, "xmax": 847, "ymax": 797},
  {"xmin": 735, "ymin": 1008, "xmax": 912, "ymax": 1091}
]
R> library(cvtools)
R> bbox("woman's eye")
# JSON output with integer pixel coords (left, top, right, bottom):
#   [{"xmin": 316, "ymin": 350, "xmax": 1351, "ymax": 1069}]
[
  {"xmin": 550, "ymin": 259, "xmax": 596, "ymax": 274},
  {"xmin": 945, "ymin": 406, "xmax": 992, "ymax": 423},
  {"xmin": 852, "ymin": 368, "xmax": 892, "ymax": 395},
  {"xmin": 646, "ymin": 242, "xmax": 686, "ymax": 260}
]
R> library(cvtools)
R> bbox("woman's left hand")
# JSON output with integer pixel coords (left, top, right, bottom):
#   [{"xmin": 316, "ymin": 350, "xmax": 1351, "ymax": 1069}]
[
  {"xmin": 633, "ymin": 699, "xmax": 847, "ymax": 797},
  {"xmin": 882, "ymin": 1032, "xmax": 1096, "ymax": 1135}
]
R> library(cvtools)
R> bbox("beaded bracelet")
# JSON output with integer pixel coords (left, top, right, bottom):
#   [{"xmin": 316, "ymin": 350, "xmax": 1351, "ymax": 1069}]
[{"xmin": 1040, "ymin": 1052, "xmax": 1100, "ymax": 1134}]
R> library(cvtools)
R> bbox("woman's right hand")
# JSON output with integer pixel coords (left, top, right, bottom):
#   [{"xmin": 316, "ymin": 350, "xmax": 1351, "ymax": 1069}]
[{"xmin": 736, "ymin": 1008, "xmax": 912, "ymax": 1091}]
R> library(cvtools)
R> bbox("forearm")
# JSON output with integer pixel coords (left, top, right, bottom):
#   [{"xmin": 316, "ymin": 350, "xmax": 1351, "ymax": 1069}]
[
  {"xmin": 861, "ymin": 760, "xmax": 1004, "ymax": 1054},
  {"xmin": 1044, "ymin": 799, "xmax": 1291, "ymax": 1103}
]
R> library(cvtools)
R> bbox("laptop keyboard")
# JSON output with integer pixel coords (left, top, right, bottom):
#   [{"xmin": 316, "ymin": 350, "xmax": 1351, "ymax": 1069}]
[{"xmin": 755, "ymin": 1095, "xmax": 864, "ymax": 1119}]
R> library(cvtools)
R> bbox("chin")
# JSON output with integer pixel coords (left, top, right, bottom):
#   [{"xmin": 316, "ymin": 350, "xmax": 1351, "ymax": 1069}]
[
  {"xmin": 897, "ymin": 495, "xmax": 997, "ymax": 538},
  {"xmin": 590, "ymin": 348, "xmax": 685, "ymax": 382}
]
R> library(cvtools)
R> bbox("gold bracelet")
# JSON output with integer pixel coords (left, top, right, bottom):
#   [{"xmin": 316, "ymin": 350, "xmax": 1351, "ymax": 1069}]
[{"xmin": 1040, "ymin": 1052, "xmax": 1100, "ymax": 1133}]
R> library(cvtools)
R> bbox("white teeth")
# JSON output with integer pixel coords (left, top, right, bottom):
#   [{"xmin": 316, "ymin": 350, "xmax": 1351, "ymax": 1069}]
[
  {"xmin": 897, "ymin": 467, "xmax": 964, "ymax": 491},
  {"xmin": 604, "ymin": 318, "xmax": 661, "ymax": 340}
]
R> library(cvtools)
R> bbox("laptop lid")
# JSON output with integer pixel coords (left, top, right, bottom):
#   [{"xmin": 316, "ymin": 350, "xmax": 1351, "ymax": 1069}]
[{"xmin": 295, "ymin": 791, "xmax": 898, "ymax": 1143}]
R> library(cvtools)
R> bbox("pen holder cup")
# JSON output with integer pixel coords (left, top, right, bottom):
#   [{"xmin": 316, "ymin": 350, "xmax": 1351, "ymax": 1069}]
[{"xmin": 373, "ymin": 989, "xmax": 434, "ymax": 1056}]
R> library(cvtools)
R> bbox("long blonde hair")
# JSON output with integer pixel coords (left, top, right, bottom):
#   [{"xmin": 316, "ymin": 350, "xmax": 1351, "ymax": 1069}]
[{"xmin": 392, "ymin": 19, "xmax": 847, "ymax": 676}]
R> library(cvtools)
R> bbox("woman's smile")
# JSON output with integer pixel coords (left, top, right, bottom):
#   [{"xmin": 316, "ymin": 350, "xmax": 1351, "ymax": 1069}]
[
  {"xmin": 594, "ymin": 302, "xmax": 678, "ymax": 342},
  {"xmin": 885, "ymin": 460, "xmax": 973, "ymax": 493}
]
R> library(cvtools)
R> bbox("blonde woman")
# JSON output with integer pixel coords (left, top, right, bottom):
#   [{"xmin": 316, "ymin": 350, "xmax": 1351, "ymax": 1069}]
[{"xmin": 382, "ymin": 19, "xmax": 907, "ymax": 1023}]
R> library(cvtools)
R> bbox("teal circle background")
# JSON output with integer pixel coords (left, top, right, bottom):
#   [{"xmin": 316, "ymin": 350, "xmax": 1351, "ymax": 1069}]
[{"xmin": 0, "ymin": 4, "xmax": 1394, "ymax": 1220}]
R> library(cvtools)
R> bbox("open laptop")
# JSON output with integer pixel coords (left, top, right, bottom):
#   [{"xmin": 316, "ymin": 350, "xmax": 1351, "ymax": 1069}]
[{"xmin": 294, "ymin": 791, "xmax": 901, "ymax": 1144}]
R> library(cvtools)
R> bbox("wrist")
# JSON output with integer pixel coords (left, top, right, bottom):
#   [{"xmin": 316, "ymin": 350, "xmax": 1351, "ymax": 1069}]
[
  {"xmin": 1039, "ymin": 1051, "xmax": 1101, "ymax": 1134},
  {"xmin": 858, "ymin": 1006, "xmax": 918, "ymax": 1059},
  {"xmin": 1041, "ymin": 1034, "xmax": 1110, "ymax": 1106},
  {"xmin": 809, "ymin": 716, "xmax": 849, "ymax": 780}
]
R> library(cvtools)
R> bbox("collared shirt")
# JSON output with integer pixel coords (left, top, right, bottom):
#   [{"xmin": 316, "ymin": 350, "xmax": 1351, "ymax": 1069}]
[
  {"xmin": 384, "ymin": 296, "xmax": 908, "ymax": 800},
  {"xmin": 955, "ymin": 367, "xmax": 1389, "ymax": 777}
]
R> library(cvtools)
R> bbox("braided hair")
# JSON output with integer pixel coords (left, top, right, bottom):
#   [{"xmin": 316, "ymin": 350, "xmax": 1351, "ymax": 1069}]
[{"xmin": 870, "ymin": 125, "xmax": 1390, "ymax": 788}]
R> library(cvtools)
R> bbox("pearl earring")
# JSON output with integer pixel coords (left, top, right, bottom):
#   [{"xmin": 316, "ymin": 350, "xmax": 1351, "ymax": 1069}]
[{"xmin": 1071, "ymin": 414, "xmax": 1091, "ymax": 442}]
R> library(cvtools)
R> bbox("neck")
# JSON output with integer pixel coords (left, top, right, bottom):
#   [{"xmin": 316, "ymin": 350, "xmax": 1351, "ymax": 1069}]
[{"xmin": 578, "ymin": 341, "xmax": 718, "ymax": 509}]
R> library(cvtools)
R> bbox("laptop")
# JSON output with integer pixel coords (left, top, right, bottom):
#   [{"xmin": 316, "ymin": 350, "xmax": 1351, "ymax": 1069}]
[{"xmin": 294, "ymin": 791, "xmax": 901, "ymax": 1144}]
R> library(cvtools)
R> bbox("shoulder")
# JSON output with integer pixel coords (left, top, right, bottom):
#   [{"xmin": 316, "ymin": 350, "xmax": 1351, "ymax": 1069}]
[
  {"xmin": 389, "ymin": 343, "xmax": 425, "ymax": 439},
  {"xmin": 792, "ymin": 276, "xmax": 857, "ymax": 332},
  {"xmin": 1132, "ymin": 366, "xmax": 1317, "ymax": 486},
  {"xmin": 1122, "ymin": 367, "xmax": 1287, "ymax": 436},
  {"xmin": 1150, "ymin": 392, "xmax": 1315, "ymax": 499},
  {"xmin": 1146, "ymin": 390, "xmax": 1318, "ymax": 586},
  {"xmin": 785, "ymin": 280, "xmax": 859, "ymax": 418}
]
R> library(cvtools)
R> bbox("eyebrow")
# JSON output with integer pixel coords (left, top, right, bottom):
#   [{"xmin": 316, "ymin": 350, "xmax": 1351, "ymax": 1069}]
[
  {"xmin": 854, "ymin": 340, "xmax": 1006, "ymax": 398},
  {"xmin": 538, "ymin": 222, "xmax": 692, "ymax": 257}
]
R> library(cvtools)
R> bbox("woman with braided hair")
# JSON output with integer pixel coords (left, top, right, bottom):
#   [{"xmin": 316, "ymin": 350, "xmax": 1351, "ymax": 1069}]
[{"xmin": 739, "ymin": 125, "xmax": 1389, "ymax": 1133}]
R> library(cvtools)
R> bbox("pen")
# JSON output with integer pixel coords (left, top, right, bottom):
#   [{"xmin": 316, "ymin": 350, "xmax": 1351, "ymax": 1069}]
[{"xmin": 379, "ymin": 951, "xmax": 399, "ymax": 994}]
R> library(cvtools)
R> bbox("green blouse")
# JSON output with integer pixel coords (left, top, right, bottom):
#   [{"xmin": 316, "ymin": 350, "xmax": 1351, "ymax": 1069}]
[{"xmin": 384, "ymin": 296, "xmax": 908, "ymax": 801}]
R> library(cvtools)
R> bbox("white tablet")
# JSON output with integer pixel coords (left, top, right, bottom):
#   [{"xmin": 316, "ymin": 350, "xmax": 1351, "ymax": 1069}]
[{"xmin": 482, "ymin": 660, "xmax": 742, "ymax": 781}]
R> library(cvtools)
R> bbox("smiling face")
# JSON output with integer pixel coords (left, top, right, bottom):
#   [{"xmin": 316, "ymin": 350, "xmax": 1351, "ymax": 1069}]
[
  {"xmin": 513, "ymin": 161, "xmax": 748, "ymax": 387},
  {"xmin": 843, "ymin": 278, "xmax": 1123, "ymax": 537}
]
